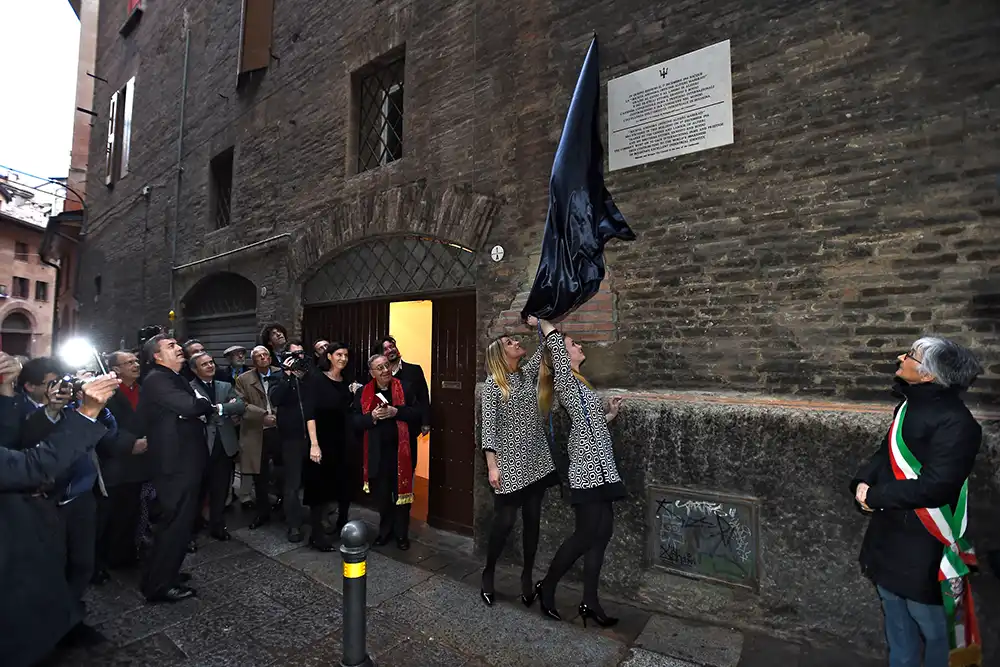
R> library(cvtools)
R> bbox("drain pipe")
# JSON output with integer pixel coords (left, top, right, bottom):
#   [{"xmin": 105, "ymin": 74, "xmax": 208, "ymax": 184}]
[{"xmin": 168, "ymin": 9, "xmax": 191, "ymax": 318}]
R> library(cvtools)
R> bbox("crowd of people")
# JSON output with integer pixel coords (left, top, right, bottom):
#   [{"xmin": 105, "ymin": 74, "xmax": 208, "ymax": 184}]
[
  {"xmin": 0, "ymin": 322, "xmax": 431, "ymax": 666},
  {"xmin": 0, "ymin": 313, "xmax": 989, "ymax": 667}
]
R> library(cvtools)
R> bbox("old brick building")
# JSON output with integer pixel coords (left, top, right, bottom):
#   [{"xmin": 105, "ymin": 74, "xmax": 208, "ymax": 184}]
[{"xmin": 78, "ymin": 0, "xmax": 1000, "ymax": 657}]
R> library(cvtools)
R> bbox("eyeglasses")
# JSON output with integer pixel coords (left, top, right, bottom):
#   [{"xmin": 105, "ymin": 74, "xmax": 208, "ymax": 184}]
[
  {"xmin": 904, "ymin": 350, "xmax": 923, "ymax": 364},
  {"xmin": 371, "ymin": 364, "xmax": 390, "ymax": 372}
]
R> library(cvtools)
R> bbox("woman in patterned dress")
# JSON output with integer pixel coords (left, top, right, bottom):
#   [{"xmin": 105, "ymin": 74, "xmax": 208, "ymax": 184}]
[
  {"xmin": 479, "ymin": 325, "xmax": 560, "ymax": 606},
  {"xmin": 532, "ymin": 316, "xmax": 625, "ymax": 627}
]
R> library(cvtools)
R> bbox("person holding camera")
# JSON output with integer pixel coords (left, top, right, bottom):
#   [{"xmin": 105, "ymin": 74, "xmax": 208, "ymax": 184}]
[
  {"xmin": 269, "ymin": 341, "xmax": 312, "ymax": 543},
  {"xmin": 0, "ymin": 352, "xmax": 121, "ymax": 667}
]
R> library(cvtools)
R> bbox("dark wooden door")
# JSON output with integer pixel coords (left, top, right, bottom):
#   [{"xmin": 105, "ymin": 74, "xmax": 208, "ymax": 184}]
[
  {"xmin": 428, "ymin": 293, "xmax": 477, "ymax": 534},
  {"xmin": 302, "ymin": 299, "xmax": 390, "ymax": 384}
]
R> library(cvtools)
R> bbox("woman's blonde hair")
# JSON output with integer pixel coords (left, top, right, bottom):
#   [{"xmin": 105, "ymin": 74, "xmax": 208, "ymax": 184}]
[
  {"xmin": 537, "ymin": 334, "xmax": 590, "ymax": 415},
  {"xmin": 485, "ymin": 337, "xmax": 513, "ymax": 401}
]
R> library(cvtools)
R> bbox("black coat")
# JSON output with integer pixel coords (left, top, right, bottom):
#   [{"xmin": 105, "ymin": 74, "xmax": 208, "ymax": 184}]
[
  {"xmin": 851, "ymin": 381, "xmax": 982, "ymax": 604},
  {"xmin": 0, "ymin": 403, "xmax": 108, "ymax": 667},
  {"xmin": 103, "ymin": 387, "xmax": 152, "ymax": 486},
  {"xmin": 395, "ymin": 361, "xmax": 431, "ymax": 429},
  {"xmin": 270, "ymin": 371, "xmax": 309, "ymax": 440},
  {"xmin": 139, "ymin": 365, "xmax": 213, "ymax": 476}
]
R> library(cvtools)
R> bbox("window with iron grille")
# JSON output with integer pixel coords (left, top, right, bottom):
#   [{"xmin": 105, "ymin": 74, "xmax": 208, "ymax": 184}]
[
  {"xmin": 14, "ymin": 242, "xmax": 29, "ymax": 262},
  {"xmin": 210, "ymin": 148, "xmax": 234, "ymax": 229},
  {"xmin": 35, "ymin": 281, "xmax": 48, "ymax": 302},
  {"xmin": 356, "ymin": 55, "xmax": 405, "ymax": 173},
  {"xmin": 12, "ymin": 277, "xmax": 29, "ymax": 299}
]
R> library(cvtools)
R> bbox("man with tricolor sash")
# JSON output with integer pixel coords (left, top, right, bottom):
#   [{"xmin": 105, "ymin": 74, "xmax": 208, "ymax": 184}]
[{"xmin": 851, "ymin": 337, "xmax": 984, "ymax": 667}]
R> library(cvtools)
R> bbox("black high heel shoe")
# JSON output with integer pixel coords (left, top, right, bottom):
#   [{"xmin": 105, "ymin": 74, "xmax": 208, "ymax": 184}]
[
  {"xmin": 578, "ymin": 603, "xmax": 618, "ymax": 628},
  {"xmin": 536, "ymin": 581, "xmax": 561, "ymax": 621},
  {"xmin": 480, "ymin": 589, "xmax": 494, "ymax": 606},
  {"xmin": 520, "ymin": 573, "xmax": 537, "ymax": 607},
  {"xmin": 480, "ymin": 570, "xmax": 495, "ymax": 607}
]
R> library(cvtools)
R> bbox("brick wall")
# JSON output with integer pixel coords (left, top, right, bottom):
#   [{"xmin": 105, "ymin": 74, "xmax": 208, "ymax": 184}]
[
  {"xmin": 0, "ymin": 219, "xmax": 56, "ymax": 356},
  {"xmin": 77, "ymin": 0, "xmax": 1000, "ymax": 404}
]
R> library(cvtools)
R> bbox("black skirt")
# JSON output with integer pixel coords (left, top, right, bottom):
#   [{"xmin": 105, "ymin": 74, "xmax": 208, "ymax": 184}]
[
  {"xmin": 493, "ymin": 470, "xmax": 560, "ymax": 507},
  {"xmin": 569, "ymin": 480, "xmax": 626, "ymax": 506}
]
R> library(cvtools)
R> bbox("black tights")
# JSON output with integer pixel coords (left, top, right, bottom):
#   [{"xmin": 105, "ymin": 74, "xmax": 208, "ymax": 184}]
[
  {"xmin": 541, "ymin": 500, "xmax": 614, "ymax": 609},
  {"xmin": 482, "ymin": 487, "xmax": 545, "ymax": 596}
]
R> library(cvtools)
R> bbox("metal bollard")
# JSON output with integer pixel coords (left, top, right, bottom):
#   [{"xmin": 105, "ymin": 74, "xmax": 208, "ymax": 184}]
[{"xmin": 340, "ymin": 520, "xmax": 375, "ymax": 667}]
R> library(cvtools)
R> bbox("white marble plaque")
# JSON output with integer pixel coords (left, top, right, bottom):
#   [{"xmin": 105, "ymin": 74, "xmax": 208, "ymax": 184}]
[{"xmin": 608, "ymin": 40, "xmax": 734, "ymax": 171}]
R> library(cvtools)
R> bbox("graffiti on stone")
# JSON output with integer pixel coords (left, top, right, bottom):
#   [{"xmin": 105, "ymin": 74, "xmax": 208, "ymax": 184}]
[{"xmin": 648, "ymin": 487, "xmax": 760, "ymax": 590}]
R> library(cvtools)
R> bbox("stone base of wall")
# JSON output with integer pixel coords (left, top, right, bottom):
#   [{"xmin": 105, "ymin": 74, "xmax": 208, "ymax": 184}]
[{"xmin": 473, "ymin": 388, "xmax": 1000, "ymax": 660}]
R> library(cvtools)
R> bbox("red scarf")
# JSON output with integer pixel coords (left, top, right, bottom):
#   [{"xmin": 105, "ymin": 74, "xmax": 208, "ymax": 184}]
[{"xmin": 361, "ymin": 378, "xmax": 414, "ymax": 505}]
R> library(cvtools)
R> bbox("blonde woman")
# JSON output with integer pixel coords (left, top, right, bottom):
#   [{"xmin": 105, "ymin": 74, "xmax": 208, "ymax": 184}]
[
  {"xmin": 479, "ymin": 325, "xmax": 559, "ymax": 607},
  {"xmin": 532, "ymin": 316, "xmax": 624, "ymax": 628}
]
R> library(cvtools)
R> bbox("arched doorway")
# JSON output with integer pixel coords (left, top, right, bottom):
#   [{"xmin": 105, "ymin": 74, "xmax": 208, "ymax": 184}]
[
  {"xmin": 302, "ymin": 235, "xmax": 478, "ymax": 534},
  {"xmin": 181, "ymin": 272, "xmax": 258, "ymax": 363},
  {"xmin": 1, "ymin": 311, "xmax": 33, "ymax": 357}
]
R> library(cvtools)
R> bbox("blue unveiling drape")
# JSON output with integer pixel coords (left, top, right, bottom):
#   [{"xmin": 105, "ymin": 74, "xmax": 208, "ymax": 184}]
[{"xmin": 521, "ymin": 35, "xmax": 635, "ymax": 321}]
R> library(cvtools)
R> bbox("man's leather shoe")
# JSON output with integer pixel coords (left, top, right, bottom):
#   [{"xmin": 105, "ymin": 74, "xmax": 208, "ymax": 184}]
[
  {"xmin": 210, "ymin": 528, "xmax": 231, "ymax": 541},
  {"xmin": 90, "ymin": 569, "xmax": 111, "ymax": 586},
  {"xmin": 186, "ymin": 540, "xmax": 198, "ymax": 554},
  {"xmin": 249, "ymin": 515, "xmax": 271, "ymax": 530},
  {"xmin": 373, "ymin": 534, "xmax": 392, "ymax": 547},
  {"xmin": 288, "ymin": 526, "xmax": 304, "ymax": 543},
  {"xmin": 146, "ymin": 586, "xmax": 196, "ymax": 604},
  {"xmin": 396, "ymin": 537, "xmax": 411, "ymax": 551}
]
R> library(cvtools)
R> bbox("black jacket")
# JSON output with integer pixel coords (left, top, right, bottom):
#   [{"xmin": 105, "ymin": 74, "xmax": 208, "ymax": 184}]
[
  {"xmin": 103, "ymin": 387, "xmax": 152, "ymax": 486},
  {"xmin": 0, "ymin": 404, "xmax": 108, "ymax": 667},
  {"xmin": 139, "ymin": 365, "xmax": 213, "ymax": 476},
  {"xmin": 269, "ymin": 370, "xmax": 309, "ymax": 440},
  {"xmin": 395, "ymin": 361, "xmax": 431, "ymax": 429},
  {"xmin": 851, "ymin": 381, "xmax": 982, "ymax": 604}
]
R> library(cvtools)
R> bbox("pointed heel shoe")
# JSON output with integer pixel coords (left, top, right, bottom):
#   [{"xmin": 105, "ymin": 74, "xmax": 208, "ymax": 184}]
[
  {"xmin": 536, "ymin": 581, "xmax": 561, "ymax": 621},
  {"xmin": 578, "ymin": 603, "xmax": 618, "ymax": 628},
  {"xmin": 480, "ymin": 589, "xmax": 495, "ymax": 606}
]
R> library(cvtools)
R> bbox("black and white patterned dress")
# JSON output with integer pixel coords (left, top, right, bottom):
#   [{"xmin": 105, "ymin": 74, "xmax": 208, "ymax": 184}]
[
  {"xmin": 544, "ymin": 331, "xmax": 625, "ymax": 505},
  {"xmin": 481, "ymin": 343, "xmax": 559, "ymax": 505}
]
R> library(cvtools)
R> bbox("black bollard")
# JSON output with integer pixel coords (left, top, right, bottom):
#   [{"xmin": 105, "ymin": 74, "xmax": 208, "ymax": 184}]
[{"xmin": 340, "ymin": 520, "xmax": 375, "ymax": 667}]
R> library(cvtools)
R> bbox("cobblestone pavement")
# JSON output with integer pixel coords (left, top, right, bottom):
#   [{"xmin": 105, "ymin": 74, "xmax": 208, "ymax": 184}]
[{"xmin": 43, "ymin": 507, "xmax": 885, "ymax": 667}]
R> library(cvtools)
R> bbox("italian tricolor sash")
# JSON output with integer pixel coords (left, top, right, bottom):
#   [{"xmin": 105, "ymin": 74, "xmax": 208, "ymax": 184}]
[{"xmin": 887, "ymin": 401, "xmax": 981, "ymax": 665}]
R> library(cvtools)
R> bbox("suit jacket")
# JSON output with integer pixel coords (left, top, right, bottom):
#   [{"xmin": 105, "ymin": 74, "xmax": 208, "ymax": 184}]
[
  {"xmin": 395, "ymin": 360, "xmax": 431, "ymax": 429},
  {"xmin": 103, "ymin": 387, "xmax": 151, "ymax": 486},
  {"xmin": 139, "ymin": 364, "xmax": 213, "ymax": 476},
  {"xmin": 234, "ymin": 366, "xmax": 280, "ymax": 474},
  {"xmin": 190, "ymin": 378, "xmax": 245, "ymax": 457},
  {"xmin": 0, "ymin": 408, "xmax": 108, "ymax": 667}
]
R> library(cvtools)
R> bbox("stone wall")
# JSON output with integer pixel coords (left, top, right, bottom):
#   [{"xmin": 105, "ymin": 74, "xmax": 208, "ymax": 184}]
[{"xmin": 474, "ymin": 388, "xmax": 1000, "ymax": 659}]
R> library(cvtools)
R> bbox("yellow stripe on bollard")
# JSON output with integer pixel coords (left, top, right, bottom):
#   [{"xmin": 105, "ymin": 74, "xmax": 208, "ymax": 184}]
[{"xmin": 344, "ymin": 560, "xmax": 367, "ymax": 579}]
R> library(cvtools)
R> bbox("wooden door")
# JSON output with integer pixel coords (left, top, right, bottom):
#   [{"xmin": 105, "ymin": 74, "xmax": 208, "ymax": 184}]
[
  {"xmin": 302, "ymin": 299, "xmax": 390, "ymax": 384},
  {"xmin": 428, "ymin": 293, "xmax": 477, "ymax": 534}
]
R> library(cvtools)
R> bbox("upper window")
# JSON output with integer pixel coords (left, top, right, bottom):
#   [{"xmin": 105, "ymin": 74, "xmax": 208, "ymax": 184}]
[
  {"xmin": 121, "ymin": 0, "xmax": 144, "ymax": 36},
  {"xmin": 12, "ymin": 277, "xmax": 29, "ymax": 299},
  {"xmin": 14, "ymin": 242, "xmax": 29, "ymax": 262},
  {"xmin": 238, "ymin": 0, "xmax": 274, "ymax": 79},
  {"xmin": 356, "ymin": 54, "xmax": 405, "ymax": 174},
  {"xmin": 105, "ymin": 77, "xmax": 136, "ymax": 186},
  {"xmin": 35, "ymin": 281, "xmax": 49, "ymax": 302},
  {"xmin": 210, "ymin": 148, "xmax": 235, "ymax": 229}
]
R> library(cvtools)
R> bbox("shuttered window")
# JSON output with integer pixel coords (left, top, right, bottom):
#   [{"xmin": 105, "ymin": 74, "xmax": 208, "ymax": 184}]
[
  {"xmin": 105, "ymin": 90, "xmax": 119, "ymax": 185},
  {"xmin": 105, "ymin": 77, "xmax": 136, "ymax": 186},
  {"xmin": 120, "ymin": 77, "xmax": 135, "ymax": 178},
  {"xmin": 238, "ymin": 0, "xmax": 274, "ymax": 75}
]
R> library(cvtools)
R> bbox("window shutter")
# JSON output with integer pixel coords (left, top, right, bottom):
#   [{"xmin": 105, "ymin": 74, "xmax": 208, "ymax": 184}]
[
  {"xmin": 105, "ymin": 91, "xmax": 119, "ymax": 185},
  {"xmin": 238, "ymin": 0, "xmax": 274, "ymax": 75},
  {"xmin": 120, "ymin": 77, "xmax": 135, "ymax": 178}
]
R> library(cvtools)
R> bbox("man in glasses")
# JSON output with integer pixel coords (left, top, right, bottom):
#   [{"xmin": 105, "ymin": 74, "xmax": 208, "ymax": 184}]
[{"xmin": 851, "ymin": 337, "xmax": 984, "ymax": 667}]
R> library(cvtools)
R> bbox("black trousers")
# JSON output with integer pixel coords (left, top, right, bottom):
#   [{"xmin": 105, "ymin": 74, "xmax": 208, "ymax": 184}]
[
  {"xmin": 59, "ymin": 491, "xmax": 97, "ymax": 609},
  {"xmin": 282, "ymin": 437, "xmax": 307, "ymax": 528},
  {"xmin": 253, "ymin": 429, "xmax": 282, "ymax": 519},
  {"xmin": 541, "ymin": 500, "xmax": 615, "ymax": 607},
  {"xmin": 482, "ymin": 485, "xmax": 546, "ymax": 593},
  {"xmin": 374, "ymin": 473, "xmax": 411, "ymax": 540},
  {"xmin": 202, "ymin": 441, "xmax": 234, "ymax": 532},
  {"xmin": 96, "ymin": 482, "xmax": 142, "ymax": 571},
  {"xmin": 142, "ymin": 460, "xmax": 205, "ymax": 598}
]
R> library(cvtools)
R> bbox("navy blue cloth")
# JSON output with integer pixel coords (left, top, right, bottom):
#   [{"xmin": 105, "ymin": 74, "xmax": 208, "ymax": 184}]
[
  {"xmin": 521, "ymin": 36, "xmax": 635, "ymax": 321},
  {"xmin": 62, "ymin": 404, "xmax": 117, "ymax": 500}
]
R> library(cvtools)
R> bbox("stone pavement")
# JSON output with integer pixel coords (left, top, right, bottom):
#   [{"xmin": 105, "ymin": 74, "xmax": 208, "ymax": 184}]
[{"xmin": 43, "ymin": 507, "xmax": 885, "ymax": 667}]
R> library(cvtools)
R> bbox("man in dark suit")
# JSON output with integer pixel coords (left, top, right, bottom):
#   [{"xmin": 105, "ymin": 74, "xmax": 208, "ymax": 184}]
[
  {"xmin": 139, "ymin": 334, "xmax": 216, "ymax": 603},
  {"xmin": 93, "ymin": 350, "xmax": 151, "ymax": 583},
  {"xmin": 0, "ymin": 353, "xmax": 120, "ymax": 667},
  {"xmin": 189, "ymin": 351, "xmax": 245, "ymax": 541},
  {"xmin": 379, "ymin": 336, "xmax": 431, "ymax": 437}
]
